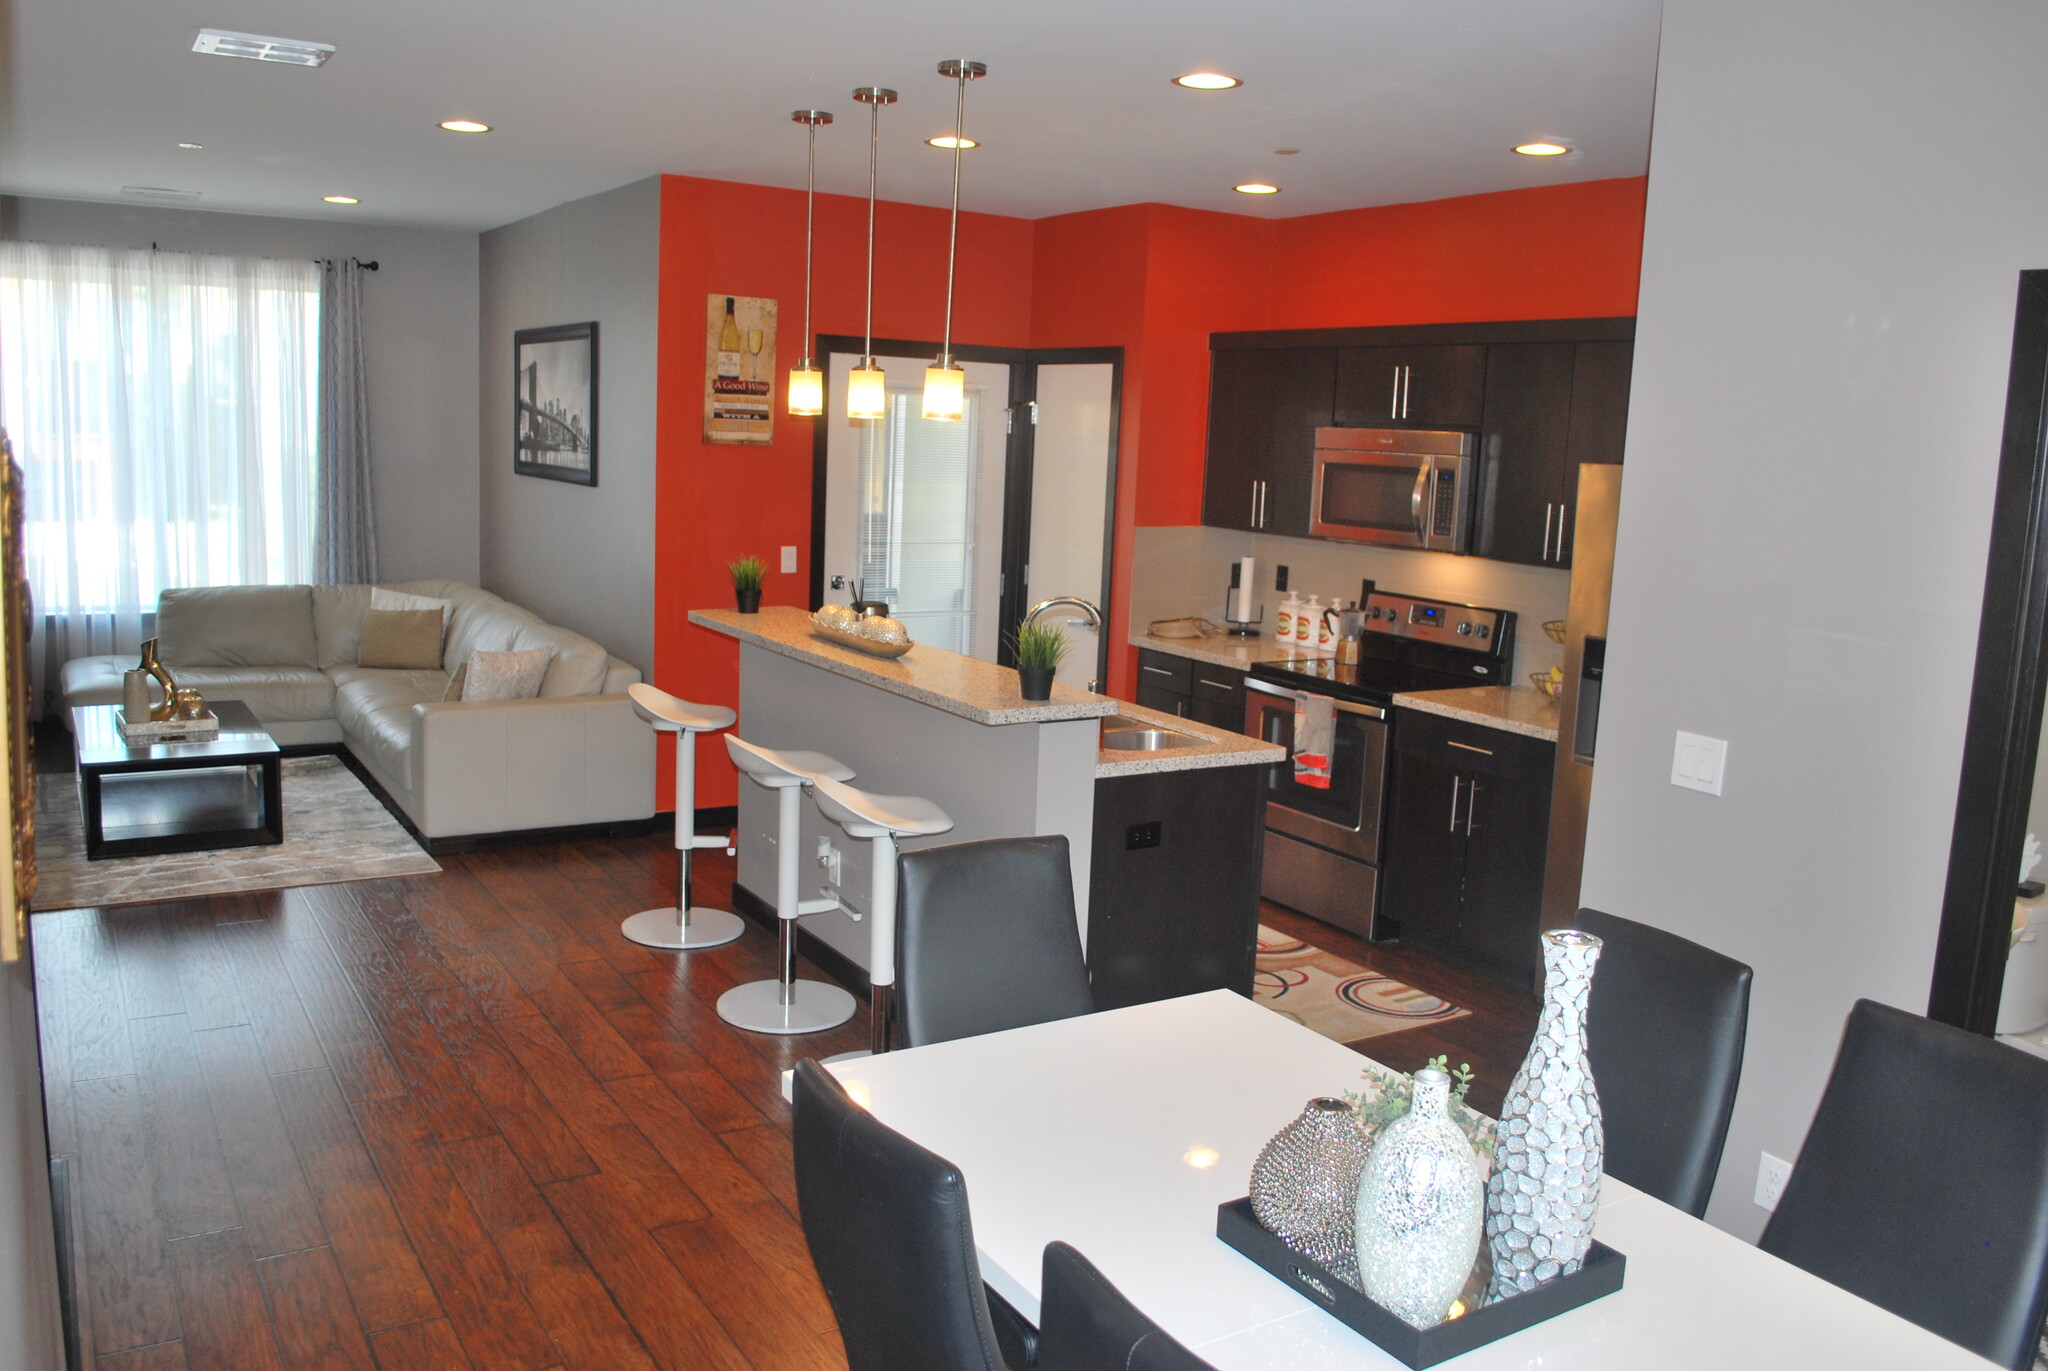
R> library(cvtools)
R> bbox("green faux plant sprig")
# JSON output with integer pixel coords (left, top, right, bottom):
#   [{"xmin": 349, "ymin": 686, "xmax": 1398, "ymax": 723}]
[
  {"xmin": 1009, "ymin": 621, "xmax": 1070, "ymax": 672},
  {"xmin": 728, "ymin": 555, "xmax": 767, "ymax": 592},
  {"xmin": 1345, "ymin": 1055, "xmax": 1495, "ymax": 1157}
]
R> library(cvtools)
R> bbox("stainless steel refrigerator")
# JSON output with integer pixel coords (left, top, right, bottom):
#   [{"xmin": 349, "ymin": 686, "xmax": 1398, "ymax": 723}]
[{"xmin": 1541, "ymin": 463, "xmax": 1621, "ymax": 926}]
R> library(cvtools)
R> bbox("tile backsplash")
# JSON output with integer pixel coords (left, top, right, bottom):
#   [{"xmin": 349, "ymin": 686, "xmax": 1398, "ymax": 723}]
[{"xmin": 1130, "ymin": 525, "xmax": 1571, "ymax": 685}]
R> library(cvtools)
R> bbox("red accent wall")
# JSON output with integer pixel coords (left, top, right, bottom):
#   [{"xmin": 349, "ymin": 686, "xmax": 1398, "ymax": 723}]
[{"xmin": 649, "ymin": 173, "xmax": 1645, "ymax": 806}]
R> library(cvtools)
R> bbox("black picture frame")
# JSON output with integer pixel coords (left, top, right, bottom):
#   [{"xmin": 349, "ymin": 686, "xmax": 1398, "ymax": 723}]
[{"xmin": 513, "ymin": 321, "xmax": 598, "ymax": 486}]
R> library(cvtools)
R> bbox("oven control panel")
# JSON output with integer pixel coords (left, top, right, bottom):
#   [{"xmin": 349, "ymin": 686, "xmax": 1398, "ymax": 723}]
[{"xmin": 1362, "ymin": 592, "xmax": 1505, "ymax": 651}]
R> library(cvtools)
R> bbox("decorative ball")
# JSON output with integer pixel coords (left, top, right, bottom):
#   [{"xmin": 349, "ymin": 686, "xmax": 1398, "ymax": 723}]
[
  {"xmin": 813, "ymin": 604, "xmax": 856, "ymax": 630},
  {"xmin": 859, "ymin": 616, "xmax": 910, "ymax": 645}
]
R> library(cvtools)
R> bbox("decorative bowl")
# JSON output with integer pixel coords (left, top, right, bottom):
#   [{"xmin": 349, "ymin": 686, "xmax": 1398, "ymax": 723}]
[{"xmin": 810, "ymin": 611, "xmax": 914, "ymax": 659}]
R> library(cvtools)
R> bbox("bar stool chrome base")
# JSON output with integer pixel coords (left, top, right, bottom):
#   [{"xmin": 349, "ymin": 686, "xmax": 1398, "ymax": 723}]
[
  {"xmin": 621, "ymin": 905, "xmax": 745, "ymax": 950},
  {"xmin": 717, "ymin": 978, "xmax": 856, "ymax": 1035}
]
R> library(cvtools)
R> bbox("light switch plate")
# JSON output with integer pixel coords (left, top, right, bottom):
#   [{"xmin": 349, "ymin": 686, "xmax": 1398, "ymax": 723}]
[
  {"xmin": 1671, "ymin": 730, "xmax": 1728, "ymax": 796},
  {"xmin": 780, "ymin": 545, "xmax": 798, "ymax": 574}
]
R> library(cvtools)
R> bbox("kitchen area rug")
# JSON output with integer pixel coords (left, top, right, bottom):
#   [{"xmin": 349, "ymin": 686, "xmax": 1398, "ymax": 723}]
[
  {"xmin": 32, "ymin": 755, "xmax": 440, "ymax": 910},
  {"xmin": 1253, "ymin": 924, "xmax": 1468, "ymax": 1043}
]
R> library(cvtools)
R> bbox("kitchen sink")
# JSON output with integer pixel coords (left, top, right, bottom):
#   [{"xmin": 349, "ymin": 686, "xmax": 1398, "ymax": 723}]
[{"xmin": 1100, "ymin": 718, "xmax": 1202, "ymax": 751}]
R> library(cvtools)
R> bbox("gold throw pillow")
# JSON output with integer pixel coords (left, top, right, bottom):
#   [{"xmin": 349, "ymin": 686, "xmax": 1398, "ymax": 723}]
[{"xmin": 358, "ymin": 608, "xmax": 445, "ymax": 670}]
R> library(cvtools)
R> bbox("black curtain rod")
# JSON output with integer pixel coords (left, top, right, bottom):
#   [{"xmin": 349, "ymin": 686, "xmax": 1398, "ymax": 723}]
[{"xmin": 309, "ymin": 257, "xmax": 380, "ymax": 270}]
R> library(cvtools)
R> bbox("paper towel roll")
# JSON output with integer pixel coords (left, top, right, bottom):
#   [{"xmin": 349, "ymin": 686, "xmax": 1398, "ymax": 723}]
[{"xmin": 1231, "ymin": 556, "xmax": 1257, "ymax": 624}]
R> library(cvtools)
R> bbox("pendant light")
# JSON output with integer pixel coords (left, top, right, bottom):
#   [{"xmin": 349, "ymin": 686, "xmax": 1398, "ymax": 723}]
[
  {"xmin": 847, "ymin": 86, "xmax": 897, "ymax": 421},
  {"xmin": 786, "ymin": 109, "xmax": 833, "ymax": 416},
  {"xmin": 923, "ymin": 59, "xmax": 985, "ymax": 422}
]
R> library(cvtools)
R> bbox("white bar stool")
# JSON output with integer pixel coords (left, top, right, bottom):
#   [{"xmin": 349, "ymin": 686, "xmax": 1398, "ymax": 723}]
[
  {"xmin": 621, "ymin": 683, "xmax": 745, "ymax": 951},
  {"xmin": 810, "ymin": 774, "xmax": 955, "ymax": 1058},
  {"xmin": 718, "ymin": 736, "xmax": 859, "ymax": 1034}
]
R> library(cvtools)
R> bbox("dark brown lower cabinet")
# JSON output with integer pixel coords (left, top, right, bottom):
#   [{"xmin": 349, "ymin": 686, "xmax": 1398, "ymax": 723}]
[
  {"xmin": 1134, "ymin": 649, "xmax": 1245, "ymax": 729},
  {"xmin": 1380, "ymin": 708, "xmax": 1554, "ymax": 986},
  {"xmin": 1087, "ymin": 764, "xmax": 1265, "ymax": 1010}
]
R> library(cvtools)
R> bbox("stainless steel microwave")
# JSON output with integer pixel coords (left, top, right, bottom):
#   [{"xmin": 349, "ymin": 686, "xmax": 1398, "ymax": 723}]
[{"xmin": 1310, "ymin": 427, "xmax": 1478, "ymax": 552}]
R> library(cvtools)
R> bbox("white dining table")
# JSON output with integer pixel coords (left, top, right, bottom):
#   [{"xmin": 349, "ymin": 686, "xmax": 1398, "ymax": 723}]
[{"xmin": 827, "ymin": 989, "xmax": 1999, "ymax": 1370}]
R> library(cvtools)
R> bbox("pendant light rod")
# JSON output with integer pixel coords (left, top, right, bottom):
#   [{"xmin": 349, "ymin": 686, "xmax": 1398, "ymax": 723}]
[
  {"xmin": 792, "ymin": 110, "xmax": 831, "ymax": 367},
  {"xmin": 936, "ymin": 59, "xmax": 985, "ymax": 370},
  {"xmin": 852, "ymin": 86, "xmax": 897, "ymax": 367}
]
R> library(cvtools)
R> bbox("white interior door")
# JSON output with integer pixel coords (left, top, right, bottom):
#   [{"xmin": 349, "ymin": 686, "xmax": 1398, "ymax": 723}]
[
  {"xmin": 823, "ymin": 354, "xmax": 1009, "ymax": 660},
  {"xmin": 1025, "ymin": 363, "xmax": 1116, "ymax": 689}
]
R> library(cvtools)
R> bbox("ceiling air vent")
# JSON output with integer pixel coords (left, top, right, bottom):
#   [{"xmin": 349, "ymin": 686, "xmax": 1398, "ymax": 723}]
[
  {"xmin": 121, "ymin": 186, "xmax": 203, "ymax": 202},
  {"xmin": 191, "ymin": 29, "xmax": 334, "ymax": 67}
]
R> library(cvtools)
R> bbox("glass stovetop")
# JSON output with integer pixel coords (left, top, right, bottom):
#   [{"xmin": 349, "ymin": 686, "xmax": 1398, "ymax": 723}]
[{"xmin": 1253, "ymin": 653, "xmax": 1504, "ymax": 704}]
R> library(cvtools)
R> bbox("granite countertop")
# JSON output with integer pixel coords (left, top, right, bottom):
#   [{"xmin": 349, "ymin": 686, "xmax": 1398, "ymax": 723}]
[
  {"xmin": 1094, "ymin": 701, "xmax": 1284, "ymax": 779},
  {"xmin": 1127, "ymin": 628, "xmax": 1277, "ymax": 670},
  {"xmin": 1393, "ymin": 685, "xmax": 1561, "ymax": 742},
  {"xmin": 691, "ymin": 607, "xmax": 1121, "ymax": 726}
]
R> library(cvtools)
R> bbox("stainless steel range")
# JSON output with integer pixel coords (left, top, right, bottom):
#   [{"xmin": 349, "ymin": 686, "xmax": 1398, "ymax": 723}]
[{"xmin": 1244, "ymin": 591, "xmax": 1516, "ymax": 940}]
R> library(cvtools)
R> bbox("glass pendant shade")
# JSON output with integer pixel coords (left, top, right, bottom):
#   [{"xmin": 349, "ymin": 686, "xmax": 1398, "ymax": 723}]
[
  {"xmin": 922, "ymin": 362, "xmax": 965, "ymax": 421},
  {"xmin": 787, "ymin": 361, "xmax": 824, "ymax": 416},
  {"xmin": 847, "ymin": 362, "xmax": 888, "ymax": 420}
]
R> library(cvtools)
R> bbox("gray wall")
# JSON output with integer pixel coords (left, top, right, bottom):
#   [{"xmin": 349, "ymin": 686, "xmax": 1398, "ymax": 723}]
[
  {"xmin": 478, "ymin": 178, "xmax": 657, "ymax": 674},
  {"xmin": 1582, "ymin": 0, "xmax": 2048, "ymax": 1240},
  {"xmin": 0, "ymin": 196, "xmax": 482, "ymax": 585}
]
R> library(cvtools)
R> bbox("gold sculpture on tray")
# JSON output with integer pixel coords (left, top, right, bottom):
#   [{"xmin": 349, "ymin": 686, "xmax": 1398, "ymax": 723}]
[{"xmin": 137, "ymin": 637, "xmax": 179, "ymax": 721}]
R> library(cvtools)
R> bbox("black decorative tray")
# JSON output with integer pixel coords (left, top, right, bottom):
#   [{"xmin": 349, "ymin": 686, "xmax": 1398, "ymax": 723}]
[{"xmin": 1216, "ymin": 1197, "xmax": 1625, "ymax": 1369}]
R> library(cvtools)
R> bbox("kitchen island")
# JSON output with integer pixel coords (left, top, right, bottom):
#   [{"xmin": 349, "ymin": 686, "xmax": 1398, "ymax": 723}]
[{"xmin": 690, "ymin": 608, "xmax": 1277, "ymax": 993}]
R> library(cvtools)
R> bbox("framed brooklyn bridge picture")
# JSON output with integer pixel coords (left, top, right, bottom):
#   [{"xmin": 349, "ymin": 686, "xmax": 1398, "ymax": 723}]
[{"xmin": 513, "ymin": 321, "xmax": 598, "ymax": 486}]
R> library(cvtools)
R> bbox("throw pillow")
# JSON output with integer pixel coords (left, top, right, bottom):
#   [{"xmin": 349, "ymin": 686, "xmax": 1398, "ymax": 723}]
[
  {"xmin": 371, "ymin": 586, "xmax": 453, "ymax": 636},
  {"xmin": 461, "ymin": 647, "xmax": 552, "ymax": 702},
  {"xmin": 442, "ymin": 662, "xmax": 468, "ymax": 701},
  {"xmin": 357, "ymin": 609, "xmax": 445, "ymax": 669}
]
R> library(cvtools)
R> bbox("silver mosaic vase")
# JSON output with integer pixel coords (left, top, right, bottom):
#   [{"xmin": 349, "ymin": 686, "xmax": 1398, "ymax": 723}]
[
  {"xmin": 1485, "ymin": 928, "xmax": 1604, "ymax": 1300},
  {"xmin": 1353, "ymin": 1068, "xmax": 1485, "ymax": 1328},
  {"xmin": 1249, "ymin": 1097, "xmax": 1373, "ymax": 1282}
]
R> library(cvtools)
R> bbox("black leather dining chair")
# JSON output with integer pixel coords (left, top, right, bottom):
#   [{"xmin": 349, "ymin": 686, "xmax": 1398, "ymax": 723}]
[
  {"xmin": 1758, "ymin": 999, "xmax": 2048, "ymax": 1370},
  {"xmin": 1037, "ymin": 1241, "xmax": 1215, "ymax": 1371},
  {"xmin": 790, "ymin": 1058, "xmax": 1037, "ymax": 1371},
  {"xmin": 1572, "ymin": 907, "xmax": 1752, "ymax": 1216},
  {"xmin": 896, "ymin": 835, "xmax": 1095, "ymax": 1048}
]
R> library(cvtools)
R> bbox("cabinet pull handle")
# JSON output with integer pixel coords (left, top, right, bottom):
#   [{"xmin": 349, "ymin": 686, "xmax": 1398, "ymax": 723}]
[
  {"xmin": 1260, "ymin": 479, "xmax": 1269, "ymax": 528},
  {"xmin": 1391, "ymin": 368, "xmax": 1402, "ymax": 420},
  {"xmin": 1448, "ymin": 775, "xmax": 1463, "ymax": 832},
  {"xmin": 1465, "ymin": 780, "xmax": 1481, "ymax": 836},
  {"xmin": 1447, "ymin": 739, "xmax": 1495, "ymax": 756},
  {"xmin": 1401, "ymin": 365, "xmax": 1412, "ymax": 420},
  {"xmin": 1141, "ymin": 665, "xmax": 1174, "ymax": 677},
  {"xmin": 1556, "ymin": 503, "xmax": 1569, "ymax": 562},
  {"xmin": 1542, "ymin": 502, "xmax": 1555, "ymax": 562},
  {"xmin": 1198, "ymin": 677, "xmax": 1234, "ymax": 690}
]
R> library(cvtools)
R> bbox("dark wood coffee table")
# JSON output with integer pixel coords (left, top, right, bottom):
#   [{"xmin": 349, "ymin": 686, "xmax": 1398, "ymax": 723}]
[{"xmin": 70, "ymin": 699, "xmax": 283, "ymax": 860}]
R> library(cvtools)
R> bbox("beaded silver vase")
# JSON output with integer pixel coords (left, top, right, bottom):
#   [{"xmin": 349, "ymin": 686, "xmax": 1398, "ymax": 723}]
[
  {"xmin": 1249, "ymin": 1097, "xmax": 1373, "ymax": 1282},
  {"xmin": 1484, "ymin": 928, "xmax": 1604, "ymax": 1301},
  {"xmin": 1353, "ymin": 1068, "xmax": 1485, "ymax": 1328}
]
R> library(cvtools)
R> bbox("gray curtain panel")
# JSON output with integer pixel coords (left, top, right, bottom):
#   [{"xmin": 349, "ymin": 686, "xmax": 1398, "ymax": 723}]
[{"xmin": 315, "ymin": 258, "xmax": 379, "ymax": 584}]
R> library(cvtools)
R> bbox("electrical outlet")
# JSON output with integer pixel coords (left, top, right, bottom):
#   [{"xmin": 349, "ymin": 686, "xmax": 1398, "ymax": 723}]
[
  {"xmin": 1275, "ymin": 565, "xmax": 1290, "ymax": 592},
  {"xmin": 780, "ymin": 545, "xmax": 798, "ymax": 574},
  {"xmin": 1126, "ymin": 820, "xmax": 1161, "ymax": 851},
  {"xmin": 1755, "ymin": 1152, "xmax": 1792, "ymax": 1210}
]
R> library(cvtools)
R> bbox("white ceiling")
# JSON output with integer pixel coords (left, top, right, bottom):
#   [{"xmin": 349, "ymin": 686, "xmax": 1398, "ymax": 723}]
[{"xmin": 2, "ymin": 0, "xmax": 1663, "ymax": 232}]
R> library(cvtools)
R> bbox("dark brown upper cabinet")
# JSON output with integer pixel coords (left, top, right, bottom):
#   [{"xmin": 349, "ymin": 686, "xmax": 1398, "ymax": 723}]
[
  {"xmin": 1333, "ymin": 344, "xmax": 1488, "ymax": 429},
  {"xmin": 1474, "ymin": 342, "xmax": 1576, "ymax": 567},
  {"xmin": 1200, "ymin": 347, "xmax": 1336, "ymax": 537}
]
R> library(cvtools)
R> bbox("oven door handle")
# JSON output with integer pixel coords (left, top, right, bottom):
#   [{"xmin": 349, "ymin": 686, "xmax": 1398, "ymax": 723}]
[{"xmin": 1245, "ymin": 678, "xmax": 1387, "ymax": 720}]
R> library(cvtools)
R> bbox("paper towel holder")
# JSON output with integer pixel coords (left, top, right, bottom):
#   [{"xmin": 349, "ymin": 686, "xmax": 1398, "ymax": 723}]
[{"xmin": 1222, "ymin": 562, "xmax": 1263, "ymax": 637}]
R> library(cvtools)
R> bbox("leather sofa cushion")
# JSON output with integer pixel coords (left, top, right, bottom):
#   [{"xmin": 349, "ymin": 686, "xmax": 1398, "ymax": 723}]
[
  {"xmin": 312, "ymin": 585, "xmax": 372, "ymax": 669},
  {"xmin": 333, "ymin": 668, "xmax": 447, "ymax": 792},
  {"xmin": 59, "ymin": 655, "xmax": 129, "ymax": 709},
  {"xmin": 160, "ymin": 666, "xmax": 335, "ymax": 723},
  {"xmin": 512, "ymin": 620, "xmax": 609, "ymax": 696},
  {"xmin": 157, "ymin": 585, "xmax": 318, "ymax": 668}
]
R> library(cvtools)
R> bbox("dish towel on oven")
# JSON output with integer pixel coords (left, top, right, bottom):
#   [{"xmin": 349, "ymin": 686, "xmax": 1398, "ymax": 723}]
[{"xmin": 1292, "ymin": 692, "xmax": 1334, "ymax": 790}]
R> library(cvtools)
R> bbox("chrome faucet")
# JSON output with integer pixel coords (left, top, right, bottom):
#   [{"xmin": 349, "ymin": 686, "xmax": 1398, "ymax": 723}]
[{"xmin": 1025, "ymin": 597, "xmax": 1105, "ymax": 693}]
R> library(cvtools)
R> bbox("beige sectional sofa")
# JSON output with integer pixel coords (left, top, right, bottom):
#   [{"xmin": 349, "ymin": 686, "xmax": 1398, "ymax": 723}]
[{"xmin": 59, "ymin": 580, "xmax": 655, "ymax": 847}]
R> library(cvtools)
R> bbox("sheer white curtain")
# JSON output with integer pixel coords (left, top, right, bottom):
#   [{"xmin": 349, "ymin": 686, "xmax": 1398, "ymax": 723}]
[{"xmin": 0, "ymin": 242, "xmax": 320, "ymax": 709}]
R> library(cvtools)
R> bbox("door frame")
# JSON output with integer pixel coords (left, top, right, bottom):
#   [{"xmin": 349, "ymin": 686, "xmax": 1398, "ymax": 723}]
[
  {"xmin": 808, "ymin": 336, "xmax": 1122, "ymax": 683},
  {"xmin": 1931, "ymin": 269, "xmax": 2048, "ymax": 1033}
]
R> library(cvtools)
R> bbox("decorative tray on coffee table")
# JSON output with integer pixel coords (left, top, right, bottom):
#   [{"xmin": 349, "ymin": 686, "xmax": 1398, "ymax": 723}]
[
  {"xmin": 1215, "ymin": 1197, "xmax": 1626, "ymax": 1370},
  {"xmin": 116, "ymin": 709, "xmax": 220, "ymax": 744}
]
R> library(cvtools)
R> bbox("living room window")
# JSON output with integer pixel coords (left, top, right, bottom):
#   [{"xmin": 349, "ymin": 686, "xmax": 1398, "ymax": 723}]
[{"xmin": 0, "ymin": 243, "xmax": 321, "ymax": 615}]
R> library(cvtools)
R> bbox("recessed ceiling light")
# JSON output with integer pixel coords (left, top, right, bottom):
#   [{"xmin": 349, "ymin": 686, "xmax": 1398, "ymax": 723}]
[
  {"xmin": 1174, "ymin": 72, "xmax": 1241, "ymax": 90},
  {"xmin": 439, "ymin": 119, "xmax": 491, "ymax": 134},
  {"xmin": 926, "ymin": 135, "xmax": 977, "ymax": 150},
  {"xmin": 177, "ymin": 142, "xmax": 204, "ymax": 150},
  {"xmin": 122, "ymin": 186, "xmax": 201, "ymax": 202},
  {"xmin": 192, "ymin": 29, "xmax": 334, "ymax": 67},
  {"xmin": 322, "ymin": 195, "xmax": 360, "ymax": 205},
  {"xmin": 1233, "ymin": 183, "xmax": 1280, "ymax": 195},
  {"xmin": 1513, "ymin": 141, "xmax": 1572, "ymax": 157}
]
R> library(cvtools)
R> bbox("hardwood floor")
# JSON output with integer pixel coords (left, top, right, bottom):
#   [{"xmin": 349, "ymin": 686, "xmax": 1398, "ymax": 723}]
[{"xmin": 33, "ymin": 825, "xmax": 1536, "ymax": 1369}]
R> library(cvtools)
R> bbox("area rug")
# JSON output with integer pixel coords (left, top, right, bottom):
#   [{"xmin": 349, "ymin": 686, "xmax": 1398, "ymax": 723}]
[
  {"xmin": 1253, "ymin": 924, "xmax": 1469, "ymax": 1043},
  {"xmin": 32, "ymin": 755, "xmax": 439, "ymax": 911}
]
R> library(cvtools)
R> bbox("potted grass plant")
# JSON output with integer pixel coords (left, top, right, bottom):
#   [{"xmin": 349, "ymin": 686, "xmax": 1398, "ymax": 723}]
[
  {"xmin": 1010, "ymin": 621, "xmax": 1069, "ymax": 701},
  {"xmin": 728, "ymin": 554, "xmax": 766, "ymax": 613}
]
